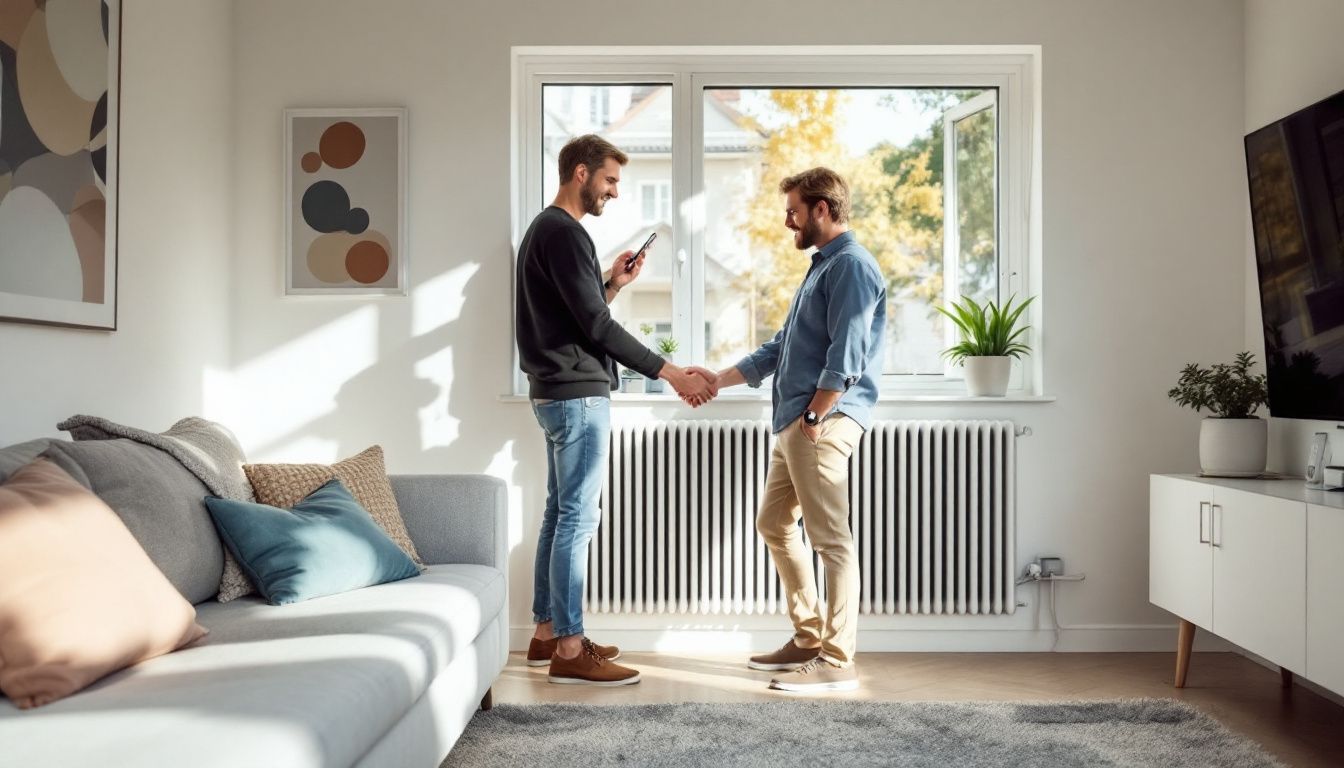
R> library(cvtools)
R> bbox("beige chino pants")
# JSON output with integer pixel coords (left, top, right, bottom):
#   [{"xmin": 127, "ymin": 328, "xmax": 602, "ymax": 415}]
[{"xmin": 756, "ymin": 414, "xmax": 864, "ymax": 666}]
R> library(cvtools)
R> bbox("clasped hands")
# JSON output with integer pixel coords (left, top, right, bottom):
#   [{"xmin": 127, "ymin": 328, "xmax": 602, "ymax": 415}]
[{"xmin": 661, "ymin": 364, "xmax": 721, "ymax": 408}]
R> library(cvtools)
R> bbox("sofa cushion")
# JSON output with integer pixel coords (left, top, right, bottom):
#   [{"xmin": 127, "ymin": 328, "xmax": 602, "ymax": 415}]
[
  {"xmin": 0, "ymin": 564, "xmax": 505, "ymax": 768},
  {"xmin": 244, "ymin": 445, "xmax": 424, "ymax": 566},
  {"xmin": 204, "ymin": 479, "xmax": 420, "ymax": 605},
  {"xmin": 0, "ymin": 439, "xmax": 80, "ymax": 484},
  {"xmin": 55, "ymin": 415, "xmax": 257, "ymax": 604},
  {"xmin": 0, "ymin": 459, "xmax": 207, "ymax": 709},
  {"xmin": 43, "ymin": 439, "xmax": 224, "ymax": 605}
]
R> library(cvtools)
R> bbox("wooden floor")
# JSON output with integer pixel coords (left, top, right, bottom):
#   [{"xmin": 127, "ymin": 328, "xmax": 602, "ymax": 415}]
[{"xmin": 494, "ymin": 651, "xmax": 1344, "ymax": 767}]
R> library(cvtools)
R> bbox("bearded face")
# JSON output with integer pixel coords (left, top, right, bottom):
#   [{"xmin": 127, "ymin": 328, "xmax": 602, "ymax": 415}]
[{"xmin": 794, "ymin": 213, "xmax": 822, "ymax": 250}]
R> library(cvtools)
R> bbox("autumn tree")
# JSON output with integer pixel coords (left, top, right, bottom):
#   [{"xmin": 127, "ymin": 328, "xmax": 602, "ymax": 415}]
[{"xmin": 730, "ymin": 89, "xmax": 991, "ymax": 349}]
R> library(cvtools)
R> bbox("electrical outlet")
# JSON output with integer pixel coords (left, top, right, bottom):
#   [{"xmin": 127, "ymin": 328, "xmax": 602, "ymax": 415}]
[{"xmin": 1039, "ymin": 556, "xmax": 1064, "ymax": 577}]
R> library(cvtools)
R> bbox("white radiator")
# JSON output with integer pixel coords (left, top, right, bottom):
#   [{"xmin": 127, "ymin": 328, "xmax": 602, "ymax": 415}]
[{"xmin": 589, "ymin": 420, "xmax": 1017, "ymax": 616}]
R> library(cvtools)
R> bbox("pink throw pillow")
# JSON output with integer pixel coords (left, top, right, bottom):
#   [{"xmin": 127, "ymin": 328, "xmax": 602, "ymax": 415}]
[{"xmin": 0, "ymin": 458, "xmax": 207, "ymax": 709}]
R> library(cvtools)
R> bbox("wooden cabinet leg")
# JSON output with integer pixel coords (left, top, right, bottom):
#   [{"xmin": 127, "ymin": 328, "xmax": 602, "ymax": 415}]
[
  {"xmin": 1175, "ymin": 619, "xmax": 1196, "ymax": 688},
  {"xmin": 1280, "ymin": 668, "xmax": 1293, "ymax": 689},
  {"xmin": 480, "ymin": 687, "xmax": 494, "ymax": 711}
]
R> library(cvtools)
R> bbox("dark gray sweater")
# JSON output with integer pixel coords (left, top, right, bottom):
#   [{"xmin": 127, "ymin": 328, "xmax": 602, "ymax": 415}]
[{"xmin": 515, "ymin": 206, "xmax": 664, "ymax": 400}]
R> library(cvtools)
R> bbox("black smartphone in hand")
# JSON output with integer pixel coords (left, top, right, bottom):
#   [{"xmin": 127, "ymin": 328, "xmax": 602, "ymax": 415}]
[{"xmin": 625, "ymin": 232, "xmax": 657, "ymax": 272}]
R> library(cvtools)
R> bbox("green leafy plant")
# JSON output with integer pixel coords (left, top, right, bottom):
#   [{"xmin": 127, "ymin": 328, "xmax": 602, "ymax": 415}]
[
  {"xmin": 639, "ymin": 323, "xmax": 654, "ymax": 337},
  {"xmin": 936, "ymin": 295, "xmax": 1034, "ymax": 364},
  {"xmin": 656, "ymin": 336, "xmax": 679, "ymax": 356},
  {"xmin": 1167, "ymin": 351, "xmax": 1268, "ymax": 418}
]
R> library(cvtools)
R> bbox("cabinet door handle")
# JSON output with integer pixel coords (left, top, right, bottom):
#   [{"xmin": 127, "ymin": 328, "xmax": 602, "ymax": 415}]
[
  {"xmin": 1210, "ymin": 504, "xmax": 1222, "ymax": 548},
  {"xmin": 1199, "ymin": 501, "xmax": 1210, "ymax": 544}
]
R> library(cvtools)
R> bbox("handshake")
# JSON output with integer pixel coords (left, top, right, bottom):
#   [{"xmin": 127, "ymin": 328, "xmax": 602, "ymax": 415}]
[{"xmin": 659, "ymin": 364, "xmax": 726, "ymax": 408}]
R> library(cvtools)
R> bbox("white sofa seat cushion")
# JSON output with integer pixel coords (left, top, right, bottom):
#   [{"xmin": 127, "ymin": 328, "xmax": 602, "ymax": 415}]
[{"xmin": 0, "ymin": 564, "xmax": 504, "ymax": 768}]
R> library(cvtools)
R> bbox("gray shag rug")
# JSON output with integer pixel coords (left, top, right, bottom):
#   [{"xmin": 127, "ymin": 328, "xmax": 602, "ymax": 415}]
[{"xmin": 443, "ymin": 699, "xmax": 1280, "ymax": 768}]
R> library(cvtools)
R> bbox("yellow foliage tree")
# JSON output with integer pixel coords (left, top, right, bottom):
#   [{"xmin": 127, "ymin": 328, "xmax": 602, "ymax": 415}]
[{"xmin": 732, "ymin": 90, "xmax": 948, "ymax": 345}]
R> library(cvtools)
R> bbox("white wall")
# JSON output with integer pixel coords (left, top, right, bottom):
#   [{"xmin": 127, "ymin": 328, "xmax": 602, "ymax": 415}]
[
  {"xmin": 0, "ymin": 0, "xmax": 233, "ymax": 445},
  {"xmin": 1243, "ymin": 0, "xmax": 1344, "ymax": 473},
  {"xmin": 222, "ymin": 0, "xmax": 1248, "ymax": 652}
]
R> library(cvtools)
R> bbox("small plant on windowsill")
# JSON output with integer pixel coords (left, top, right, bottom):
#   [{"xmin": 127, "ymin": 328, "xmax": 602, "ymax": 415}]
[
  {"xmin": 936, "ymin": 294, "xmax": 1034, "ymax": 397},
  {"xmin": 1167, "ymin": 351, "xmax": 1269, "ymax": 477},
  {"xmin": 646, "ymin": 336, "xmax": 678, "ymax": 394}
]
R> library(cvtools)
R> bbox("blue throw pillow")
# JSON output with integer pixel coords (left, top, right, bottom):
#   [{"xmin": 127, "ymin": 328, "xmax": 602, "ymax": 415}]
[{"xmin": 204, "ymin": 478, "xmax": 419, "ymax": 605}]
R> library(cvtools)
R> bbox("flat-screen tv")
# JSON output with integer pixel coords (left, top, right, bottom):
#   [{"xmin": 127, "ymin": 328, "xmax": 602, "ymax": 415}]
[{"xmin": 1246, "ymin": 87, "xmax": 1344, "ymax": 421}]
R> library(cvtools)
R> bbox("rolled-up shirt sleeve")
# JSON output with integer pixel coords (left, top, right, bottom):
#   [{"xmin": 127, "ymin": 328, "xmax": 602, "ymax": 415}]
[
  {"xmin": 819, "ymin": 256, "xmax": 884, "ymax": 392},
  {"xmin": 735, "ymin": 329, "xmax": 784, "ymax": 388}
]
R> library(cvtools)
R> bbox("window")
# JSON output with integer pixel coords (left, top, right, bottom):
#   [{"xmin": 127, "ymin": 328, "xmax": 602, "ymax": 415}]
[
  {"xmin": 541, "ymin": 84, "xmax": 672, "ymax": 326},
  {"xmin": 515, "ymin": 49, "xmax": 1039, "ymax": 396},
  {"xmin": 640, "ymin": 181, "xmax": 672, "ymax": 224},
  {"xmin": 589, "ymin": 88, "xmax": 610, "ymax": 128}
]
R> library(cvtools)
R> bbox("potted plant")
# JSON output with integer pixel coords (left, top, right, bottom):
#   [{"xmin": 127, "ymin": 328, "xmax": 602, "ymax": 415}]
[
  {"xmin": 1167, "ymin": 351, "xmax": 1269, "ymax": 476},
  {"xmin": 646, "ymin": 336, "xmax": 678, "ymax": 394},
  {"xmin": 619, "ymin": 367, "xmax": 643, "ymax": 394},
  {"xmin": 937, "ymin": 295, "xmax": 1034, "ymax": 397}
]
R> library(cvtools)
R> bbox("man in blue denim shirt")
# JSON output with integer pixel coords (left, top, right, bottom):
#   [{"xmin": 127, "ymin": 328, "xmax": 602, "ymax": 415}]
[{"xmin": 695, "ymin": 167, "xmax": 886, "ymax": 692}]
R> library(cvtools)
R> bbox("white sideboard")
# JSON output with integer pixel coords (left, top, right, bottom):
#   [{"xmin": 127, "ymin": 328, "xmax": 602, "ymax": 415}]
[{"xmin": 1150, "ymin": 474, "xmax": 1344, "ymax": 694}]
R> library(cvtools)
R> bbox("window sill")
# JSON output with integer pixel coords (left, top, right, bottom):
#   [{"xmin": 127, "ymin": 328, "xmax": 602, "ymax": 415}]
[{"xmin": 498, "ymin": 393, "xmax": 1057, "ymax": 404}]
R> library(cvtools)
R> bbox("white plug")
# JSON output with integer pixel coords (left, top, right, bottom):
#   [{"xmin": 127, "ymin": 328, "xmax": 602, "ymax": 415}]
[{"xmin": 1027, "ymin": 562, "xmax": 1042, "ymax": 579}]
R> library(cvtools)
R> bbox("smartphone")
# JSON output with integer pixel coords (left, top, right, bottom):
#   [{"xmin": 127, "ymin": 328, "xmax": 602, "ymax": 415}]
[{"xmin": 625, "ymin": 232, "xmax": 657, "ymax": 272}]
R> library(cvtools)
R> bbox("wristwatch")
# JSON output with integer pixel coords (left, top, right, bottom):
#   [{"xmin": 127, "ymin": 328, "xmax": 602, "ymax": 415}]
[{"xmin": 803, "ymin": 409, "xmax": 821, "ymax": 427}]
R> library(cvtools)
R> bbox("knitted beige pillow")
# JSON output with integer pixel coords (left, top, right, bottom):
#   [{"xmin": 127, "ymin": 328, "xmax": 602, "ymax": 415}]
[{"xmin": 243, "ymin": 445, "xmax": 423, "ymax": 568}]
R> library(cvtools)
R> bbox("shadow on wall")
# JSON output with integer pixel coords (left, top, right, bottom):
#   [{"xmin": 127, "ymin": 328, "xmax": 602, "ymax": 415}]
[{"xmin": 239, "ymin": 264, "xmax": 527, "ymax": 484}]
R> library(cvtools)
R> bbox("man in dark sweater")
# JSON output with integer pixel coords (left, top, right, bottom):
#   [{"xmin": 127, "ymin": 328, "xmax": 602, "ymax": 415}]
[{"xmin": 516, "ymin": 134, "xmax": 713, "ymax": 686}]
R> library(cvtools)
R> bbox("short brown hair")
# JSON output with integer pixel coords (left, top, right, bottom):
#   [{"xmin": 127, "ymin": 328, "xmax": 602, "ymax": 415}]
[
  {"xmin": 779, "ymin": 167, "xmax": 850, "ymax": 223},
  {"xmin": 558, "ymin": 134, "xmax": 628, "ymax": 184}
]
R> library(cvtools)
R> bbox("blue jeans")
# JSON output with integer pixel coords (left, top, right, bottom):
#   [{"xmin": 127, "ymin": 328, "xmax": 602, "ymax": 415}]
[{"xmin": 531, "ymin": 395, "xmax": 609, "ymax": 638}]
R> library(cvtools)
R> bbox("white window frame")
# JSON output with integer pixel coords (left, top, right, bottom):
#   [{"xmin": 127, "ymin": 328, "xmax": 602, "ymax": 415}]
[
  {"xmin": 940, "ymin": 91, "xmax": 1008, "ymax": 384},
  {"xmin": 511, "ymin": 46, "xmax": 1042, "ymax": 399}
]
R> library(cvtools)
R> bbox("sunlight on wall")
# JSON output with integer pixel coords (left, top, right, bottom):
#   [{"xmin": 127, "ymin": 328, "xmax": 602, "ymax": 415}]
[
  {"xmin": 485, "ymin": 439, "xmax": 523, "ymax": 549},
  {"xmin": 412, "ymin": 263, "xmax": 480, "ymax": 337},
  {"xmin": 253, "ymin": 435, "xmax": 341, "ymax": 464},
  {"xmin": 414, "ymin": 346, "xmax": 459, "ymax": 451},
  {"xmin": 204, "ymin": 306, "xmax": 379, "ymax": 454}
]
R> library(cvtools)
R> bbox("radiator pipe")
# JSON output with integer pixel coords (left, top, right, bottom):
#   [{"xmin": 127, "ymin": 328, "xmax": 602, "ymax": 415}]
[{"xmin": 1015, "ymin": 426, "xmax": 1033, "ymax": 437}]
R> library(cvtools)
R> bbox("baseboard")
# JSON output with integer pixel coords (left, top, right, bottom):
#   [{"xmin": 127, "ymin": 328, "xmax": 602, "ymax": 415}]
[{"xmin": 510, "ymin": 623, "xmax": 1236, "ymax": 654}]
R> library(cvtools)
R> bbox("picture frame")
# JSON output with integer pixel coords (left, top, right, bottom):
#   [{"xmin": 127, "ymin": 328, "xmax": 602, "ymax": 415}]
[
  {"xmin": 0, "ymin": 0, "xmax": 121, "ymax": 330},
  {"xmin": 283, "ymin": 107, "xmax": 407, "ymax": 296}
]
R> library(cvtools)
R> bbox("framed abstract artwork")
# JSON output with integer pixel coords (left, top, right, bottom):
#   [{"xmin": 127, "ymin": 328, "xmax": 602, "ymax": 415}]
[
  {"xmin": 284, "ymin": 108, "xmax": 407, "ymax": 296},
  {"xmin": 0, "ymin": 0, "xmax": 121, "ymax": 330}
]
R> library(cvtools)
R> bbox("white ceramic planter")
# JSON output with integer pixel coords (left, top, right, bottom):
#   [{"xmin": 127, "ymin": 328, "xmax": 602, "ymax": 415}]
[
  {"xmin": 1198, "ymin": 417, "xmax": 1267, "ymax": 477},
  {"xmin": 962, "ymin": 356, "xmax": 1012, "ymax": 397}
]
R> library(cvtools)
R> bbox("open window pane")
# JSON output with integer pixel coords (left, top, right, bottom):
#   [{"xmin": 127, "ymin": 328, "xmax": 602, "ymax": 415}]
[
  {"xmin": 699, "ymin": 88, "xmax": 998, "ymax": 376},
  {"xmin": 543, "ymin": 84, "xmax": 674, "ymax": 336}
]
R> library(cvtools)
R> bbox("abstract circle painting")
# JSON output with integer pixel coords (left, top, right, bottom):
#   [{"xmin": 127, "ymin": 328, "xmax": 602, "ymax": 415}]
[{"xmin": 284, "ymin": 108, "xmax": 405, "ymax": 295}]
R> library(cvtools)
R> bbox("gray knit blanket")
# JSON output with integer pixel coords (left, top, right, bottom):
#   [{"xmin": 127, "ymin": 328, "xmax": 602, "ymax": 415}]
[{"xmin": 56, "ymin": 415, "xmax": 255, "ymax": 502}]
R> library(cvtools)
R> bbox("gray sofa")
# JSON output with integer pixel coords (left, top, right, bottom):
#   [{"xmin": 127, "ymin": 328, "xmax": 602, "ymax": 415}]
[{"xmin": 0, "ymin": 439, "xmax": 509, "ymax": 768}]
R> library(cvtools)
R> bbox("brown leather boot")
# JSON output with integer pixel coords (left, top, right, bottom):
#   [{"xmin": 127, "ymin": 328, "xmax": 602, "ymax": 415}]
[
  {"xmin": 527, "ymin": 636, "xmax": 621, "ymax": 667},
  {"xmin": 547, "ymin": 639, "xmax": 641, "ymax": 686}
]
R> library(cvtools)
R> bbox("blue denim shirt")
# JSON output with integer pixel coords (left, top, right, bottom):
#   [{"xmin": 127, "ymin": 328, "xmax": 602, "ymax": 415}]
[{"xmin": 736, "ymin": 231, "xmax": 887, "ymax": 434}]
